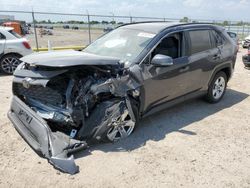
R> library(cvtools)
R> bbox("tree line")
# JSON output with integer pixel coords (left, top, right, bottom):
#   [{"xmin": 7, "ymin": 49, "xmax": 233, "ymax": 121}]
[
  {"xmin": 180, "ymin": 17, "xmax": 250, "ymax": 26},
  {"xmin": 34, "ymin": 19, "xmax": 123, "ymax": 25},
  {"xmin": 34, "ymin": 17, "xmax": 250, "ymax": 26}
]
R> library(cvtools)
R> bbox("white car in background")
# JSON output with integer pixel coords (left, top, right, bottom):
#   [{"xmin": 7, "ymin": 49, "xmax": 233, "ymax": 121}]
[
  {"xmin": 0, "ymin": 27, "xmax": 32, "ymax": 74},
  {"xmin": 242, "ymin": 35, "xmax": 250, "ymax": 48}
]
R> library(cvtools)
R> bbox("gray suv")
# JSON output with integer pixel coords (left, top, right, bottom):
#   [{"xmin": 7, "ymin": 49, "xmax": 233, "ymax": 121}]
[{"xmin": 8, "ymin": 22, "xmax": 237, "ymax": 174}]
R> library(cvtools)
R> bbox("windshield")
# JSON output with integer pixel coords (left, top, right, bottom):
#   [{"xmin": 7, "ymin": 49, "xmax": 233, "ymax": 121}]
[{"xmin": 84, "ymin": 28, "xmax": 156, "ymax": 64}]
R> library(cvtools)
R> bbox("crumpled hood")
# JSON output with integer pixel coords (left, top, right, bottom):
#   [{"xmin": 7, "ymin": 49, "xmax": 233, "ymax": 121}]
[{"xmin": 20, "ymin": 50, "xmax": 121, "ymax": 67}]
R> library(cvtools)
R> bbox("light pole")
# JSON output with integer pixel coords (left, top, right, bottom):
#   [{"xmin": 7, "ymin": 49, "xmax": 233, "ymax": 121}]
[
  {"xmin": 86, "ymin": 10, "xmax": 91, "ymax": 44},
  {"xmin": 31, "ymin": 7, "xmax": 39, "ymax": 51},
  {"xmin": 129, "ymin": 12, "xmax": 132, "ymax": 23},
  {"xmin": 109, "ymin": 12, "xmax": 115, "ymax": 25}
]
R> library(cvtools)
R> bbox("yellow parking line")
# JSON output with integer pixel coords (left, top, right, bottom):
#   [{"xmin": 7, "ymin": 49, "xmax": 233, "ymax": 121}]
[{"xmin": 32, "ymin": 46, "xmax": 85, "ymax": 52}]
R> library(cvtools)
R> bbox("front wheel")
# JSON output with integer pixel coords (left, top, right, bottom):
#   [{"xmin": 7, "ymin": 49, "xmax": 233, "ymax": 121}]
[
  {"xmin": 205, "ymin": 71, "xmax": 227, "ymax": 103},
  {"xmin": 106, "ymin": 109, "xmax": 136, "ymax": 142}
]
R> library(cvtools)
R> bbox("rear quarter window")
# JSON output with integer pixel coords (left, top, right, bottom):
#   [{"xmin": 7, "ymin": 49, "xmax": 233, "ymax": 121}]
[
  {"xmin": 210, "ymin": 30, "xmax": 225, "ymax": 47},
  {"xmin": 8, "ymin": 30, "xmax": 22, "ymax": 39},
  {"xmin": 0, "ymin": 32, "xmax": 5, "ymax": 40},
  {"xmin": 227, "ymin": 32, "xmax": 237, "ymax": 38},
  {"xmin": 188, "ymin": 30, "xmax": 212, "ymax": 54}
]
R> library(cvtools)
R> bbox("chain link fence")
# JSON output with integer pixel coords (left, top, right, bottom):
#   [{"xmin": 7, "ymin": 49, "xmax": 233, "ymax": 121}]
[{"xmin": 1, "ymin": 10, "xmax": 249, "ymax": 50}]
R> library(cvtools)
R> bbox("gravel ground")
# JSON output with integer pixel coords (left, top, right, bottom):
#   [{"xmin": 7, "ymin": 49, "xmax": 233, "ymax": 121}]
[
  {"xmin": 0, "ymin": 48, "xmax": 250, "ymax": 188},
  {"xmin": 26, "ymin": 28, "xmax": 104, "ymax": 48}
]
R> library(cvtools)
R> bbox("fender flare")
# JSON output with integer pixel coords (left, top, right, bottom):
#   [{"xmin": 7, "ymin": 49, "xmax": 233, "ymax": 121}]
[
  {"xmin": 0, "ymin": 52, "xmax": 23, "ymax": 61},
  {"xmin": 207, "ymin": 62, "xmax": 233, "ymax": 88}
]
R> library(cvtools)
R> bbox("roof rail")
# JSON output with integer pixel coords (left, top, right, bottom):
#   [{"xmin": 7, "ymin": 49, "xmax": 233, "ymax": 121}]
[
  {"xmin": 117, "ymin": 21, "xmax": 177, "ymax": 28},
  {"xmin": 116, "ymin": 21, "xmax": 219, "ymax": 29}
]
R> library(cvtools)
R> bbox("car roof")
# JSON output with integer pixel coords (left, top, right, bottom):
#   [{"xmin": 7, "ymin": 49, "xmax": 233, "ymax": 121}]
[
  {"xmin": 119, "ymin": 22, "xmax": 223, "ymax": 34},
  {"xmin": 0, "ymin": 26, "xmax": 13, "ymax": 31}
]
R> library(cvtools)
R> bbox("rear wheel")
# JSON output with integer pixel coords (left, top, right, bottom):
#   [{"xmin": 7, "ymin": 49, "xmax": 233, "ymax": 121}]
[
  {"xmin": 205, "ymin": 71, "xmax": 227, "ymax": 103},
  {"xmin": 0, "ymin": 54, "xmax": 21, "ymax": 74}
]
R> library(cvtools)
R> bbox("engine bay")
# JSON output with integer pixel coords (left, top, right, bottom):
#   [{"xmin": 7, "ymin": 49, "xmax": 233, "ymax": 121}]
[{"xmin": 13, "ymin": 63, "xmax": 139, "ymax": 142}]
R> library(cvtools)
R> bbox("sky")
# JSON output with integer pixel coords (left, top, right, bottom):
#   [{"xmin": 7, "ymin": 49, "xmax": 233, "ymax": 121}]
[{"xmin": 0, "ymin": 0, "xmax": 250, "ymax": 22}]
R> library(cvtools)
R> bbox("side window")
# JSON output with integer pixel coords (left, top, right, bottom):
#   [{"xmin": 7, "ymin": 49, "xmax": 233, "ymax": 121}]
[
  {"xmin": 8, "ymin": 30, "xmax": 22, "ymax": 39},
  {"xmin": 227, "ymin": 32, "xmax": 236, "ymax": 38},
  {"xmin": 188, "ymin": 30, "xmax": 212, "ymax": 54},
  {"xmin": 211, "ymin": 30, "xmax": 224, "ymax": 47},
  {"xmin": 152, "ymin": 32, "xmax": 183, "ymax": 59},
  {"xmin": 0, "ymin": 32, "xmax": 6, "ymax": 40}
]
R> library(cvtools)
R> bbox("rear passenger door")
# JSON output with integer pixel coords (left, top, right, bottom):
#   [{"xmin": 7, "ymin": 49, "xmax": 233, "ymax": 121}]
[{"xmin": 184, "ymin": 29, "xmax": 221, "ymax": 93}]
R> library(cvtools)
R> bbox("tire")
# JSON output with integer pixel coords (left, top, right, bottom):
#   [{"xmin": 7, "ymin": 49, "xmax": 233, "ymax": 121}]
[
  {"xmin": 205, "ymin": 71, "xmax": 228, "ymax": 103},
  {"xmin": 0, "ymin": 54, "xmax": 22, "ymax": 74}
]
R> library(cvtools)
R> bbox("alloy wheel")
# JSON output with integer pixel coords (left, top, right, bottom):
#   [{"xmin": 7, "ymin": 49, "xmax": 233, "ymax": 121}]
[
  {"xmin": 212, "ymin": 76, "xmax": 226, "ymax": 100},
  {"xmin": 1, "ymin": 56, "xmax": 20, "ymax": 74},
  {"xmin": 107, "ymin": 110, "xmax": 135, "ymax": 142}
]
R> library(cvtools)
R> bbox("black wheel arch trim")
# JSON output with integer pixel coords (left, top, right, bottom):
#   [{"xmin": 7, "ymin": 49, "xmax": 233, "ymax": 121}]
[
  {"xmin": 207, "ymin": 62, "xmax": 233, "ymax": 88},
  {"xmin": 0, "ymin": 52, "xmax": 23, "ymax": 61}
]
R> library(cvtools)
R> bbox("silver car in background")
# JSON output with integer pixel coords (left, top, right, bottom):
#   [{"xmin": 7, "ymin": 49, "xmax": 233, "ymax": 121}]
[
  {"xmin": 227, "ymin": 31, "xmax": 239, "ymax": 51},
  {"xmin": 0, "ymin": 26, "xmax": 32, "ymax": 74}
]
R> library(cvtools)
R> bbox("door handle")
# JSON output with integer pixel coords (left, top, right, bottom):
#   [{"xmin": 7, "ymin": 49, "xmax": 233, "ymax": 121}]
[{"xmin": 179, "ymin": 66, "xmax": 189, "ymax": 73}]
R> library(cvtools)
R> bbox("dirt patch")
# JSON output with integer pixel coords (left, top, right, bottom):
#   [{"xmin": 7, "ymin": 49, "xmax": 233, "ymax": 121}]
[
  {"xmin": 26, "ymin": 28, "xmax": 104, "ymax": 48},
  {"xmin": 0, "ymin": 48, "xmax": 250, "ymax": 187}
]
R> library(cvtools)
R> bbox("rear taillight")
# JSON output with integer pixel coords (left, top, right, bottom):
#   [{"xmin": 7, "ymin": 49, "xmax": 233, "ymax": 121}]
[{"xmin": 22, "ymin": 41, "xmax": 31, "ymax": 49}]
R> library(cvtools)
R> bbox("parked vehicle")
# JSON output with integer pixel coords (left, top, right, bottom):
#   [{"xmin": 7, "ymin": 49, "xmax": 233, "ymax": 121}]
[
  {"xmin": 72, "ymin": 26, "xmax": 79, "ymax": 30},
  {"xmin": 39, "ymin": 28, "xmax": 53, "ymax": 36},
  {"xmin": 242, "ymin": 47, "xmax": 250, "ymax": 68},
  {"xmin": 103, "ymin": 27, "xmax": 113, "ymax": 33},
  {"xmin": 63, "ymin": 25, "xmax": 70, "ymax": 29},
  {"xmin": 36, "ymin": 25, "xmax": 43, "ymax": 28},
  {"xmin": 8, "ymin": 22, "xmax": 237, "ymax": 174},
  {"xmin": 227, "ymin": 31, "xmax": 238, "ymax": 42},
  {"xmin": 227, "ymin": 31, "xmax": 239, "ymax": 51},
  {"xmin": 0, "ymin": 27, "xmax": 32, "ymax": 74},
  {"xmin": 242, "ymin": 35, "xmax": 250, "ymax": 48},
  {"xmin": 44, "ymin": 26, "xmax": 54, "ymax": 30},
  {"xmin": 2, "ymin": 22, "xmax": 23, "ymax": 36}
]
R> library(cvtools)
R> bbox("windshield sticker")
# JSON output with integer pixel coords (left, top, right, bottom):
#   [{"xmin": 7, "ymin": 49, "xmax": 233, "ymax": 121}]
[
  {"xmin": 104, "ymin": 39, "xmax": 126, "ymax": 48},
  {"xmin": 137, "ymin": 32, "xmax": 156, "ymax": 38}
]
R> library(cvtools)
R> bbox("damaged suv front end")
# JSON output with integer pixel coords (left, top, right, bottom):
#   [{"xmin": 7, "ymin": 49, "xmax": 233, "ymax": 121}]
[
  {"xmin": 8, "ymin": 22, "xmax": 236, "ymax": 174},
  {"xmin": 8, "ymin": 49, "xmax": 142, "ymax": 174}
]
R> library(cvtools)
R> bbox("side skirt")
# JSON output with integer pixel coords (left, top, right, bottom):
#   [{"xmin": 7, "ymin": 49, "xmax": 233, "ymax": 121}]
[{"xmin": 142, "ymin": 90, "xmax": 207, "ymax": 118}]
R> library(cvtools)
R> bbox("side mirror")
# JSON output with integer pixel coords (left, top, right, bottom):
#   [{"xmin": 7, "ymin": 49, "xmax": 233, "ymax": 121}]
[{"xmin": 151, "ymin": 54, "xmax": 173, "ymax": 67}]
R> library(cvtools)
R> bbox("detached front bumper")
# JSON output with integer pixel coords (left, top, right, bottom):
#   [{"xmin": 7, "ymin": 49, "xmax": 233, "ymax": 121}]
[{"xmin": 8, "ymin": 96, "xmax": 87, "ymax": 174}]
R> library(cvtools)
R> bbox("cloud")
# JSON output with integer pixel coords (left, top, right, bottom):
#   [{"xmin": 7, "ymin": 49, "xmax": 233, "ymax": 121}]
[{"xmin": 183, "ymin": 0, "xmax": 205, "ymax": 7}]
